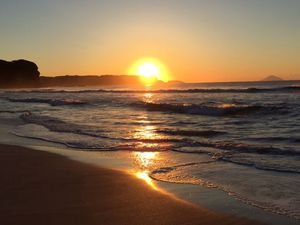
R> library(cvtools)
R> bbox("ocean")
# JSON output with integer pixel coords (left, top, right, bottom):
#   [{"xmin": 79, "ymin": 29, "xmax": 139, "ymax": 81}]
[{"xmin": 0, "ymin": 80, "xmax": 299, "ymax": 220}]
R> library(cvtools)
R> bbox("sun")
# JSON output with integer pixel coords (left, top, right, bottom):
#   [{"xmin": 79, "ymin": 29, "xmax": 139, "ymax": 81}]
[
  {"xmin": 128, "ymin": 57, "xmax": 170, "ymax": 86},
  {"xmin": 137, "ymin": 62, "xmax": 159, "ymax": 79}
]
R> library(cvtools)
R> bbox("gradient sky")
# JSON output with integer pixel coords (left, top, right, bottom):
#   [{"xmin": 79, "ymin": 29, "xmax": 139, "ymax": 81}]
[{"xmin": 1, "ymin": 0, "xmax": 300, "ymax": 82}]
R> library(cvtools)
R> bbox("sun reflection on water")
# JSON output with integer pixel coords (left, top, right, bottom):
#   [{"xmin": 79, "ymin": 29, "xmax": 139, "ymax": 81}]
[
  {"xmin": 131, "ymin": 111, "xmax": 171, "ymax": 151},
  {"xmin": 134, "ymin": 152, "xmax": 158, "ymax": 168},
  {"xmin": 130, "ymin": 93, "xmax": 162, "ymax": 190},
  {"xmin": 143, "ymin": 93, "xmax": 154, "ymax": 103},
  {"xmin": 133, "ymin": 125, "xmax": 156, "ymax": 140}
]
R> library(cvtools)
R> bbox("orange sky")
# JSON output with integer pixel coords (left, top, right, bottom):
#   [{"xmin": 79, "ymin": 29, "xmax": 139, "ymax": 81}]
[{"xmin": 1, "ymin": 1, "xmax": 299, "ymax": 82}]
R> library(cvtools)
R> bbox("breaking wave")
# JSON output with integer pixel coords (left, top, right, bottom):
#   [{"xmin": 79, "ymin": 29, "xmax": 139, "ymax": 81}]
[
  {"xmin": 149, "ymin": 160, "xmax": 300, "ymax": 219},
  {"xmin": 20, "ymin": 112, "xmax": 104, "ymax": 137},
  {"xmin": 19, "ymin": 112, "xmax": 182, "ymax": 147},
  {"xmin": 132, "ymin": 102, "xmax": 287, "ymax": 116},
  {"xmin": 19, "ymin": 112, "xmax": 299, "ymax": 157},
  {"xmin": 8, "ymin": 98, "xmax": 87, "ymax": 106},
  {"xmin": 174, "ymin": 140, "xmax": 300, "ymax": 157},
  {"xmin": 4, "ymin": 85, "xmax": 300, "ymax": 94},
  {"xmin": 157, "ymin": 129, "xmax": 226, "ymax": 137}
]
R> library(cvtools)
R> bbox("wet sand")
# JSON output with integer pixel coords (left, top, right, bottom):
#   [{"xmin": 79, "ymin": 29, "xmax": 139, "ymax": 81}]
[{"xmin": 0, "ymin": 144, "xmax": 262, "ymax": 225}]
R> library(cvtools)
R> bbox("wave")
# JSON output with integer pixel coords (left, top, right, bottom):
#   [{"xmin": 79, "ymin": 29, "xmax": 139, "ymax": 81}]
[
  {"xmin": 17, "ymin": 111, "xmax": 300, "ymax": 190},
  {"xmin": 157, "ymin": 129, "xmax": 226, "ymax": 137},
  {"xmin": 222, "ymin": 155, "xmax": 300, "ymax": 174},
  {"xmin": 247, "ymin": 136, "xmax": 300, "ymax": 143},
  {"xmin": 0, "ymin": 110, "xmax": 30, "ymax": 114},
  {"xmin": 132, "ymin": 102, "xmax": 286, "ymax": 116},
  {"xmin": 174, "ymin": 140, "xmax": 300, "ymax": 157},
  {"xmin": 4, "ymin": 85, "xmax": 300, "ymax": 94},
  {"xmin": 149, "ymin": 161, "xmax": 300, "ymax": 219},
  {"xmin": 20, "ymin": 112, "xmax": 102, "ymax": 136},
  {"xmin": 8, "ymin": 98, "xmax": 87, "ymax": 106},
  {"xmin": 19, "ymin": 112, "xmax": 182, "ymax": 146},
  {"xmin": 151, "ymin": 155, "xmax": 300, "ymax": 178},
  {"xmin": 13, "ymin": 122, "xmax": 176, "ymax": 152},
  {"xmin": 20, "ymin": 112, "xmax": 298, "ymax": 156},
  {"xmin": 144, "ymin": 86, "xmax": 300, "ymax": 93}
]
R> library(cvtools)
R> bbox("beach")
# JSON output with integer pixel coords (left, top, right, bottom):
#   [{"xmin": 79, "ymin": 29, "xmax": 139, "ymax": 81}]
[
  {"xmin": 1, "ymin": 0, "xmax": 300, "ymax": 223},
  {"xmin": 0, "ymin": 144, "xmax": 262, "ymax": 225},
  {"xmin": 0, "ymin": 81, "xmax": 299, "ymax": 225}
]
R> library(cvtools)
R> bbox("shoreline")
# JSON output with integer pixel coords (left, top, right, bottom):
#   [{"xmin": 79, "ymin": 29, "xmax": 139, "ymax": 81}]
[
  {"xmin": 0, "ymin": 116, "xmax": 299, "ymax": 225},
  {"xmin": 0, "ymin": 144, "xmax": 262, "ymax": 225}
]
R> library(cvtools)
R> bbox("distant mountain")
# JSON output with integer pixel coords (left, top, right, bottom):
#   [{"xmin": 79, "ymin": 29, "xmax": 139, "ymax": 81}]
[{"xmin": 261, "ymin": 75, "xmax": 283, "ymax": 81}]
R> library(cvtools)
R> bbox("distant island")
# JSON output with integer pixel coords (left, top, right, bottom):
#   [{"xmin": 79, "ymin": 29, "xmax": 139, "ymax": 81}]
[{"xmin": 261, "ymin": 75, "xmax": 283, "ymax": 81}]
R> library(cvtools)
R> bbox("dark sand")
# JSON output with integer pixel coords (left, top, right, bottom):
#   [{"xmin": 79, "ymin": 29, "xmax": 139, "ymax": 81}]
[{"xmin": 0, "ymin": 144, "xmax": 262, "ymax": 225}]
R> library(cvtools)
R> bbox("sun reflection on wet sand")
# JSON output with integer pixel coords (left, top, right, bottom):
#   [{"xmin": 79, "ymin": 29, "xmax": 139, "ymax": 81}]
[
  {"xmin": 133, "ymin": 152, "xmax": 159, "ymax": 190},
  {"xmin": 135, "ymin": 171, "xmax": 158, "ymax": 190}
]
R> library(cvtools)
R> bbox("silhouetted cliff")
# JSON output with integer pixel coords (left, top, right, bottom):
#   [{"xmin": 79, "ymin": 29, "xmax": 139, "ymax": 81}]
[{"xmin": 0, "ymin": 59, "xmax": 40, "ymax": 88}]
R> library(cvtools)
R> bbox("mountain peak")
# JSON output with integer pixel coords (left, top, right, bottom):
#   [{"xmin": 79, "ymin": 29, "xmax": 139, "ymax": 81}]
[{"xmin": 261, "ymin": 75, "xmax": 283, "ymax": 81}]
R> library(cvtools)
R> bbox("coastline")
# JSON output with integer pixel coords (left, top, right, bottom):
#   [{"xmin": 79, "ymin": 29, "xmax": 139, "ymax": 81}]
[
  {"xmin": 0, "ymin": 144, "xmax": 262, "ymax": 225},
  {"xmin": 0, "ymin": 116, "xmax": 299, "ymax": 225}
]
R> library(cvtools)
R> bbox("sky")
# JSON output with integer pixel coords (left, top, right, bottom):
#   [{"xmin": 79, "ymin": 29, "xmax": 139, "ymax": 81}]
[{"xmin": 1, "ymin": 0, "xmax": 300, "ymax": 82}]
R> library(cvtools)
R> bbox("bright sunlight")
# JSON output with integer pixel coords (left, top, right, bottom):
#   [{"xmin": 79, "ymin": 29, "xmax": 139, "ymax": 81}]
[
  {"xmin": 128, "ymin": 57, "xmax": 170, "ymax": 85},
  {"xmin": 138, "ymin": 62, "xmax": 159, "ymax": 79}
]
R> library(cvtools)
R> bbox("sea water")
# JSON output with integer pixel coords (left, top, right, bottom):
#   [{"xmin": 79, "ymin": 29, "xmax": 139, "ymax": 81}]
[{"xmin": 0, "ymin": 80, "xmax": 299, "ymax": 219}]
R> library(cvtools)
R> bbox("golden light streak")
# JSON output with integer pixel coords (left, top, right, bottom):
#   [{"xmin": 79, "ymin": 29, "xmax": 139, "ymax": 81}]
[{"xmin": 135, "ymin": 171, "xmax": 158, "ymax": 190}]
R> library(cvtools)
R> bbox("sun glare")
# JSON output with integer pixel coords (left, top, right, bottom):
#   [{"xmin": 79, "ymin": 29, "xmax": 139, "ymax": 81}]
[
  {"xmin": 137, "ymin": 62, "xmax": 159, "ymax": 79},
  {"xmin": 128, "ymin": 57, "xmax": 170, "ymax": 85}
]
